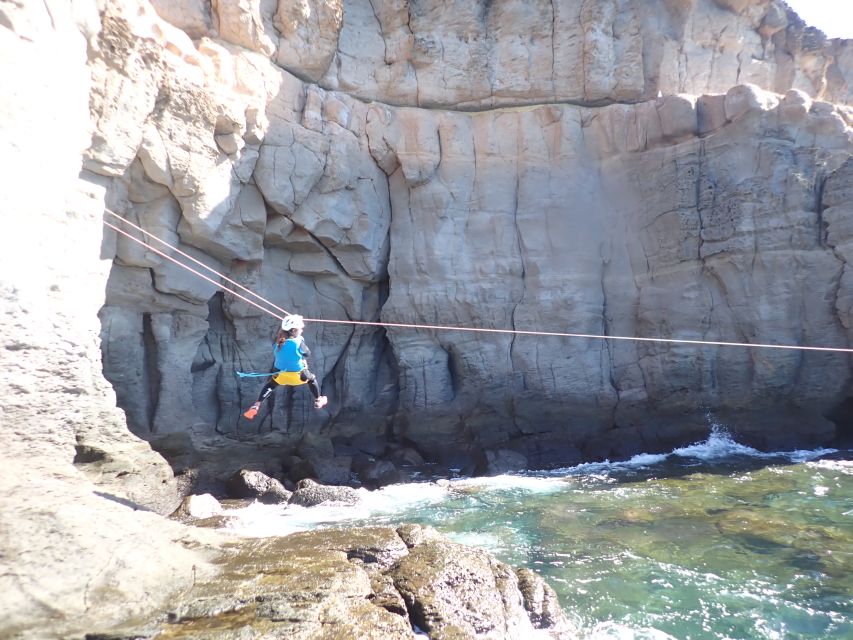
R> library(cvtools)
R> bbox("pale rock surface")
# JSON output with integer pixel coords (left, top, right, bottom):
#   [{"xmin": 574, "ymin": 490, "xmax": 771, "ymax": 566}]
[
  {"xmin": 256, "ymin": 0, "xmax": 853, "ymax": 108},
  {"xmin": 274, "ymin": 0, "xmax": 343, "ymax": 81},
  {"xmin": 150, "ymin": 0, "xmax": 212, "ymax": 39},
  {"xmin": 0, "ymin": 2, "xmax": 212, "ymax": 637},
  {"xmin": 179, "ymin": 492, "xmax": 223, "ymax": 518}
]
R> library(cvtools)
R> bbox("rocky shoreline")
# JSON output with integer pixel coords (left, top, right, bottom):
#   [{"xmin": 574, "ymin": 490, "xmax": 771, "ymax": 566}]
[
  {"xmin": 1, "ymin": 1, "xmax": 851, "ymax": 638},
  {"xmin": 86, "ymin": 523, "xmax": 577, "ymax": 640}
]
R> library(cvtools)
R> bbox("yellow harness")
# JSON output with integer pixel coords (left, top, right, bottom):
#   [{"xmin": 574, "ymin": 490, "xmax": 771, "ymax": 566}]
[{"xmin": 273, "ymin": 371, "xmax": 307, "ymax": 386}]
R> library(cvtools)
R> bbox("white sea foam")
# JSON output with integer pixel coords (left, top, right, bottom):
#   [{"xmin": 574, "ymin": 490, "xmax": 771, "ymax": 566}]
[
  {"xmin": 807, "ymin": 458, "xmax": 852, "ymax": 474},
  {"xmin": 449, "ymin": 473, "xmax": 568, "ymax": 493},
  {"xmin": 547, "ymin": 452, "xmax": 670, "ymax": 478},
  {"xmin": 222, "ymin": 427, "xmax": 845, "ymax": 538},
  {"xmin": 224, "ymin": 481, "xmax": 448, "ymax": 537},
  {"xmin": 672, "ymin": 428, "xmax": 763, "ymax": 460},
  {"xmin": 670, "ymin": 427, "xmax": 840, "ymax": 464}
]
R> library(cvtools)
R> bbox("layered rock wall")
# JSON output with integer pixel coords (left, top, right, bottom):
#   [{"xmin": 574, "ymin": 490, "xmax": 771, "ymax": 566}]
[
  {"xmin": 87, "ymin": 0, "xmax": 853, "ymax": 473},
  {"xmin": 157, "ymin": 0, "xmax": 853, "ymax": 108}
]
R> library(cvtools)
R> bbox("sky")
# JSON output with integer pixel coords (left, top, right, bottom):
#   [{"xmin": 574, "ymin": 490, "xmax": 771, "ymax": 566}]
[{"xmin": 782, "ymin": 0, "xmax": 853, "ymax": 39}]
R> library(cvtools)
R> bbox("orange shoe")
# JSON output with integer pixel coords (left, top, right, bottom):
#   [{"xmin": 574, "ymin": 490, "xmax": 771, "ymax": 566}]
[
  {"xmin": 314, "ymin": 396, "xmax": 328, "ymax": 409},
  {"xmin": 243, "ymin": 403, "xmax": 260, "ymax": 420}
]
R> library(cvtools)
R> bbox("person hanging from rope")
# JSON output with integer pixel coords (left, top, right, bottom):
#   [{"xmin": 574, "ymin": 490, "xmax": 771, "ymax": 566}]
[{"xmin": 242, "ymin": 314, "xmax": 328, "ymax": 420}]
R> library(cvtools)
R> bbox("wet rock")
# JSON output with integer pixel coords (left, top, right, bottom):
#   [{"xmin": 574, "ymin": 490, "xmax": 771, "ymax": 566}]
[
  {"xmin": 225, "ymin": 469, "xmax": 292, "ymax": 504},
  {"xmin": 396, "ymin": 523, "xmax": 446, "ymax": 548},
  {"xmin": 515, "ymin": 568, "xmax": 577, "ymax": 636},
  {"xmin": 480, "ymin": 449, "xmax": 529, "ymax": 476},
  {"xmin": 389, "ymin": 527, "xmax": 559, "ymax": 639},
  {"xmin": 350, "ymin": 433, "xmax": 388, "ymax": 457},
  {"xmin": 389, "ymin": 447, "xmax": 426, "ymax": 468},
  {"xmin": 506, "ymin": 436, "xmax": 583, "ymax": 470},
  {"xmin": 288, "ymin": 479, "xmax": 361, "ymax": 507},
  {"xmin": 88, "ymin": 525, "xmax": 573, "ymax": 639},
  {"xmin": 359, "ymin": 459, "xmax": 406, "ymax": 489},
  {"xmin": 722, "ymin": 410, "xmax": 837, "ymax": 450}
]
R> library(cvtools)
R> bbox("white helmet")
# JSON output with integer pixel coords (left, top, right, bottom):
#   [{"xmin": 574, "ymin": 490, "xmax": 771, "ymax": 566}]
[{"xmin": 281, "ymin": 314, "xmax": 305, "ymax": 331}]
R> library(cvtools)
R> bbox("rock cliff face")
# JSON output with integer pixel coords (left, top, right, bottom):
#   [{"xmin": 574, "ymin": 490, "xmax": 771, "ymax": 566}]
[
  {"xmin": 1, "ymin": 0, "xmax": 851, "ymax": 637},
  {"xmin": 87, "ymin": 0, "xmax": 852, "ymax": 476}
]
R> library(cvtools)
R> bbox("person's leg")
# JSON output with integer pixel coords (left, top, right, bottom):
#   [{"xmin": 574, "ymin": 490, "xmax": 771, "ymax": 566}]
[
  {"xmin": 299, "ymin": 369, "xmax": 320, "ymax": 399},
  {"xmin": 256, "ymin": 378, "xmax": 279, "ymax": 403},
  {"xmin": 300, "ymin": 369, "xmax": 327, "ymax": 408},
  {"xmin": 243, "ymin": 378, "xmax": 279, "ymax": 419}
]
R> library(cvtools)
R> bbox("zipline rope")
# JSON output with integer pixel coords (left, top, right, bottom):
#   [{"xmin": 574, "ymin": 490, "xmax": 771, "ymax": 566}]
[
  {"xmin": 103, "ymin": 218, "xmax": 284, "ymax": 319},
  {"xmin": 102, "ymin": 209, "xmax": 853, "ymax": 355},
  {"xmin": 104, "ymin": 208, "xmax": 293, "ymax": 318}
]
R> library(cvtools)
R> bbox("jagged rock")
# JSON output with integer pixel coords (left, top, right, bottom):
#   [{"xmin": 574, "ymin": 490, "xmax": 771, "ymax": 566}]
[
  {"xmin": 289, "ymin": 478, "xmax": 361, "ymax": 506},
  {"xmin": 86, "ymin": 0, "xmax": 852, "ymax": 470},
  {"xmin": 390, "ymin": 526, "xmax": 577, "ymax": 639},
  {"xmin": 0, "ymin": 3, "xmax": 207, "ymax": 637},
  {"xmin": 215, "ymin": 0, "xmax": 276, "ymax": 56},
  {"xmin": 515, "ymin": 568, "xmax": 576, "ymax": 636},
  {"xmin": 84, "ymin": 526, "xmax": 573, "ymax": 639},
  {"xmin": 266, "ymin": 0, "xmax": 853, "ymax": 107},
  {"xmin": 150, "ymin": 0, "xmax": 212, "ymax": 39},
  {"xmin": 226, "ymin": 469, "xmax": 292, "ymax": 504},
  {"xmin": 274, "ymin": 0, "xmax": 343, "ymax": 82},
  {"xmin": 359, "ymin": 459, "xmax": 405, "ymax": 489}
]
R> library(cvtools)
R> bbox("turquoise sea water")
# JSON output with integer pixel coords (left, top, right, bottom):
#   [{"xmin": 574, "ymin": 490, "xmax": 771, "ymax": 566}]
[{"xmin": 225, "ymin": 430, "xmax": 853, "ymax": 640}]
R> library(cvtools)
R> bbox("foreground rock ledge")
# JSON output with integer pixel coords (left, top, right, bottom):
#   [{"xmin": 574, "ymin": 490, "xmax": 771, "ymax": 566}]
[{"xmin": 89, "ymin": 524, "xmax": 577, "ymax": 640}]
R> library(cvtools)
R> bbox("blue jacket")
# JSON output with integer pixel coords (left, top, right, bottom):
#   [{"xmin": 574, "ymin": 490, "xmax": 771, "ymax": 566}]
[{"xmin": 273, "ymin": 336, "xmax": 309, "ymax": 372}]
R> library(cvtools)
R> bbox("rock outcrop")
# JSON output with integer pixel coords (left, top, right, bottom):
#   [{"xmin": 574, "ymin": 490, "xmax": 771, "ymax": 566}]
[
  {"xmin": 86, "ymin": 525, "xmax": 578, "ymax": 640},
  {"xmin": 0, "ymin": 2, "xmax": 209, "ymax": 636}
]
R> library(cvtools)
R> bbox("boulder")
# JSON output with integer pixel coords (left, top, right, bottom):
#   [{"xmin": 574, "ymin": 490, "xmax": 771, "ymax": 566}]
[
  {"xmin": 225, "ymin": 469, "xmax": 292, "ymax": 504},
  {"xmin": 359, "ymin": 460, "xmax": 405, "ymax": 489},
  {"xmin": 178, "ymin": 493, "xmax": 223, "ymax": 519},
  {"xmin": 516, "ymin": 568, "xmax": 577, "ymax": 635},
  {"xmin": 390, "ymin": 526, "xmax": 577, "ymax": 639},
  {"xmin": 288, "ymin": 479, "xmax": 361, "ymax": 507},
  {"xmin": 350, "ymin": 433, "xmax": 388, "ymax": 457},
  {"xmin": 388, "ymin": 447, "xmax": 426, "ymax": 468}
]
